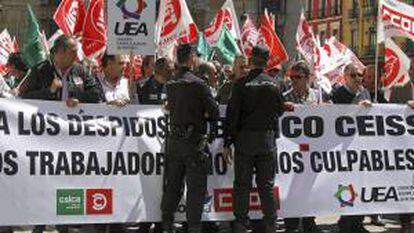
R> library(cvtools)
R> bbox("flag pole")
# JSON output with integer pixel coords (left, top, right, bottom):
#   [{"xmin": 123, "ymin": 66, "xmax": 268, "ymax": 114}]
[
  {"xmin": 374, "ymin": 5, "xmax": 381, "ymax": 104},
  {"xmin": 374, "ymin": 41, "xmax": 379, "ymax": 103}
]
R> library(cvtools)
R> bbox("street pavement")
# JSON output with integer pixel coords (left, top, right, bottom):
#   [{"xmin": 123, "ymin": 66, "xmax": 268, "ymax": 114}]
[{"xmin": 8, "ymin": 215, "xmax": 411, "ymax": 233}]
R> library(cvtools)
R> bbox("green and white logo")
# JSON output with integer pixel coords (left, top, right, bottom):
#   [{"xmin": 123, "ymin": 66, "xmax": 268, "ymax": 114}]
[{"xmin": 56, "ymin": 189, "xmax": 84, "ymax": 215}]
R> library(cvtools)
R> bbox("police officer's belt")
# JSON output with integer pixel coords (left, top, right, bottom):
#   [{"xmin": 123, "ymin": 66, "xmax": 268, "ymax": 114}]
[{"xmin": 170, "ymin": 124, "xmax": 198, "ymax": 139}]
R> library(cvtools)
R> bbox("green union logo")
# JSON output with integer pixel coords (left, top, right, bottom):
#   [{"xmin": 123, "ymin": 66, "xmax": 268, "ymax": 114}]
[{"xmin": 56, "ymin": 189, "xmax": 84, "ymax": 215}]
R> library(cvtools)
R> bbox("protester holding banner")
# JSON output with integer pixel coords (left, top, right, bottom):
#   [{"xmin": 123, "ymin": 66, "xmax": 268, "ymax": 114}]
[
  {"xmin": 19, "ymin": 35, "xmax": 101, "ymax": 106},
  {"xmin": 282, "ymin": 61, "xmax": 323, "ymax": 233},
  {"xmin": 161, "ymin": 43, "xmax": 219, "ymax": 233},
  {"xmin": 283, "ymin": 61, "xmax": 323, "ymax": 106},
  {"xmin": 223, "ymin": 45, "xmax": 285, "ymax": 233},
  {"xmin": 330, "ymin": 64, "xmax": 371, "ymax": 107},
  {"xmin": 95, "ymin": 53, "xmax": 130, "ymax": 107},
  {"xmin": 331, "ymin": 63, "xmax": 371, "ymax": 233}
]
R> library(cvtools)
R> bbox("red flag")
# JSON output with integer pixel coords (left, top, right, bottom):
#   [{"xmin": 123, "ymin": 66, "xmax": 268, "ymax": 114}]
[
  {"xmin": 156, "ymin": 0, "xmax": 198, "ymax": 59},
  {"xmin": 241, "ymin": 15, "xmax": 259, "ymax": 57},
  {"xmin": 204, "ymin": 0, "xmax": 241, "ymax": 44},
  {"xmin": 73, "ymin": 0, "xmax": 86, "ymax": 36},
  {"xmin": 53, "ymin": 0, "xmax": 86, "ymax": 36},
  {"xmin": 82, "ymin": 0, "xmax": 106, "ymax": 58},
  {"xmin": 384, "ymin": 38, "xmax": 411, "ymax": 89},
  {"xmin": 259, "ymin": 9, "xmax": 288, "ymax": 67}
]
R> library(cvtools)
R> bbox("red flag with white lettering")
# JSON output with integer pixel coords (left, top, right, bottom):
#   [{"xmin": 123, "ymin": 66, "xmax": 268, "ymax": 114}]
[
  {"xmin": 378, "ymin": 0, "xmax": 414, "ymax": 42},
  {"xmin": 241, "ymin": 15, "xmax": 259, "ymax": 57},
  {"xmin": 259, "ymin": 9, "xmax": 288, "ymax": 67},
  {"xmin": 82, "ymin": 0, "xmax": 106, "ymax": 58},
  {"xmin": 383, "ymin": 38, "xmax": 410, "ymax": 89},
  {"xmin": 155, "ymin": 0, "xmax": 198, "ymax": 59},
  {"xmin": 204, "ymin": 0, "xmax": 241, "ymax": 44},
  {"xmin": 53, "ymin": 0, "xmax": 86, "ymax": 36}
]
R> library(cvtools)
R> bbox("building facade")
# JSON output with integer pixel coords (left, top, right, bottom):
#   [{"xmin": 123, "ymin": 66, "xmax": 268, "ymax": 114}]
[
  {"xmin": 305, "ymin": 0, "xmax": 343, "ymax": 42},
  {"xmin": 340, "ymin": 0, "xmax": 414, "ymax": 64},
  {"xmin": 0, "ymin": 0, "xmax": 59, "ymax": 41}
]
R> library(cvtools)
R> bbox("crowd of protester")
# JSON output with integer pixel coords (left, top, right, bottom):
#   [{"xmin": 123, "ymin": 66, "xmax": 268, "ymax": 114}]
[{"xmin": 0, "ymin": 34, "xmax": 412, "ymax": 233}]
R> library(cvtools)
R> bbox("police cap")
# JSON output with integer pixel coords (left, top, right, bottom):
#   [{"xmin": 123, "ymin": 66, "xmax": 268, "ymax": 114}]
[
  {"xmin": 176, "ymin": 43, "xmax": 197, "ymax": 59},
  {"xmin": 251, "ymin": 45, "xmax": 270, "ymax": 60}
]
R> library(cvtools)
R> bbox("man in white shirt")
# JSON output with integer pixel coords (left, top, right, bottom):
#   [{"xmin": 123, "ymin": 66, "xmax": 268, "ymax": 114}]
[{"xmin": 97, "ymin": 53, "xmax": 130, "ymax": 107}]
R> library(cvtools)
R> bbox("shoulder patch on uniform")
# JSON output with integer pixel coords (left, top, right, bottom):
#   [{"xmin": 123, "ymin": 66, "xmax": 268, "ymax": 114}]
[{"xmin": 245, "ymin": 80, "xmax": 278, "ymax": 88}]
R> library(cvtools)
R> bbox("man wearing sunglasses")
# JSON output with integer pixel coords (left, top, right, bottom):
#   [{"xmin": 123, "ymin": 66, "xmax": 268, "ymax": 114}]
[
  {"xmin": 330, "ymin": 63, "xmax": 372, "ymax": 107},
  {"xmin": 282, "ymin": 61, "xmax": 323, "ymax": 233},
  {"xmin": 331, "ymin": 63, "xmax": 371, "ymax": 233}
]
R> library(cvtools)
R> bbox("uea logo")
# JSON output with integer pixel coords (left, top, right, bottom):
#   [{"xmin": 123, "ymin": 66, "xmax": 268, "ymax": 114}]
[
  {"xmin": 335, "ymin": 184, "xmax": 358, "ymax": 208},
  {"xmin": 115, "ymin": 0, "xmax": 149, "ymax": 36},
  {"xmin": 86, "ymin": 189, "xmax": 113, "ymax": 215},
  {"xmin": 116, "ymin": 0, "xmax": 147, "ymax": 20}
]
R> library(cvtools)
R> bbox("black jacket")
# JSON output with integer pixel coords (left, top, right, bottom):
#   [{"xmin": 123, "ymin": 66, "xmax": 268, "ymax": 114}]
[
  {"xmin": 138, "ymin": 76, "xmax": 166, "ymax": 105},
  {"xmin": 20, "ymin": 60, "xmax": 101, "ymax": 103},
  {"xmin": 224, "ymin": 68, "xmax": 285, "ymax": 148},
  {"xmin": 166, "ymin": 67, "xmax": 219, "ymax": 136}
]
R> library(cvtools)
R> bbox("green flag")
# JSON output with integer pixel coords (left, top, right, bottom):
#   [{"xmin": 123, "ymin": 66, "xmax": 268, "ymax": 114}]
[
  {"xmin": 22, "ymin": 5, "xmax": 46, "ymax": 67},
  {"xmin": 216, "ymin": 25, "xmax": 241, "ymax": 64},
  {"xmin": 197, "ymin": 33, "xmax": 212, "ymax": 61}
]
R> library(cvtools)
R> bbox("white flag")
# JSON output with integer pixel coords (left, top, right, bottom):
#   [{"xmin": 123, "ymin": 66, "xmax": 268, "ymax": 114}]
[
  {"xmin": 204, "ymin": 0, "xmax": 241, "ymax": 44},
  {"xmin": 378, "ymin": 0, "xmax": 414, "ymax": 42},
  {"xmin": 296, "ymin": 11, "xmax": 320, "ymax": 68},
  {"xmin": 383, "ymin": 38, "xmax": 411, "ymax": 89},
  {"xmin": 156, "ymin": 0, "xmax": 198, "ymax": 58}
]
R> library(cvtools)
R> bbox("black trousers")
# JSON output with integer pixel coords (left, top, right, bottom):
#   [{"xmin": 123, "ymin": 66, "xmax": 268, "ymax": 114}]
[
  {"xmin": 284, "ymin": 217, "xmax": 316, "ymax": 231},
  {"xmin": 338, "ymin": 215, "xmax": 364, "ymax": 232},
  {"xmin": 233, "ymin": 149, "xmax": 277, "ymax": 226},
  {"xmin": 161, "ymin": 138, "xmax": 207, "ymax": 232}
]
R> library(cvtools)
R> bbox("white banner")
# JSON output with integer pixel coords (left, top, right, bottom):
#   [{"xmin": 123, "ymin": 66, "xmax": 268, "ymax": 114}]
[
  {"xmin": 107, "ymin": 0, "xmax": 156, "ymax": 55},
  {"xmin": 0, "ymin": 100, "xmax": 414, "ymax": 225},
  {"xmin": 378, "ymin": 0, "xmax": 414, "ymax": 42}
]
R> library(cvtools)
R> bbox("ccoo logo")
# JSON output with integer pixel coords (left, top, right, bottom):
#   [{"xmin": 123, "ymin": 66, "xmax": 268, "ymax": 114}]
[{"xmin": 86, "ymin": 189, "xmax": 113, "ymax": 215}]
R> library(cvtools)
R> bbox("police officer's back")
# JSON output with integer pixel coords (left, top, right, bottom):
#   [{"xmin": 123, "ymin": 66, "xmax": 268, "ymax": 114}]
[
  {"xmin": 223, "ymin": 46, "xmax": 284, "ymax": 233},
  {"xmin": 161, "ymin": 44, "xmax": 219, "ymax": 233}
]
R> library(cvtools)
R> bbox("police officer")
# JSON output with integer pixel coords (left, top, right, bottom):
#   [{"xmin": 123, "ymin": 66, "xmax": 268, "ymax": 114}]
[
  {"xmin": 138, "ymin": 57, "xmax": 174, "ymax": 105},
  {"xmin": 223, "ymin": 45, "xmax": 285, "ymax": 233},
  {"xmin": 135, "ymin": 58, "xmax": 173, "ymax": 233},
  {"xmin": 161, "ymin": 43, "xmax": 219, "ymax": 233}
]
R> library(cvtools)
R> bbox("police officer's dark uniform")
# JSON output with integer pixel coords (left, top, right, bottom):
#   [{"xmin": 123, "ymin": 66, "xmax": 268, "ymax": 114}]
[
  {"xmin": 138, "ymin": 76, "xmax": 166, "ymax": 105},
  {"xmin": 161, "ymin": 44, "xmax": 219, "ymax": 233},
  {"xmin": 224, "ymin": 46, "xmax": 284, "ymax": 233},
  {"xmin": 138, "ymin": 76, "xmax": 167, "ymax": 233}
]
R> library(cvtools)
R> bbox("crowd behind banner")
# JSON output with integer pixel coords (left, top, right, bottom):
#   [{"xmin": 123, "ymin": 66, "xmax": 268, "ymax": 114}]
[{"xmin": 0, "ymin": 0, "xmax": 413, "ymax": 233}]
